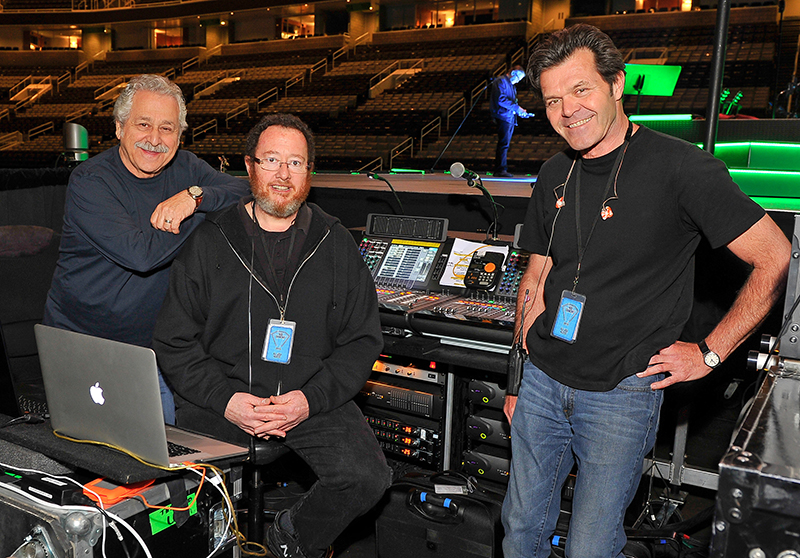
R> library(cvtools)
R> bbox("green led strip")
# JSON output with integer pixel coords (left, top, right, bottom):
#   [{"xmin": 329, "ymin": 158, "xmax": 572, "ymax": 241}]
[{"xmin": 629, "ymin": 114, "xmax": 693, "ymax": 122}]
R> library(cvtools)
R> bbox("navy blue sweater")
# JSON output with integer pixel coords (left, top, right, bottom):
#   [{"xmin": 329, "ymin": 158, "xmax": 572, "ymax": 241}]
[{"xmin": 43, "ymin": 146, "xmax": 248, "ymax": 347}]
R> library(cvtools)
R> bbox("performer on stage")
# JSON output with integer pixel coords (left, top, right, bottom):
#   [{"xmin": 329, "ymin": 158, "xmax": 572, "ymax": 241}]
[{"xmin": 491, "ymin": 65, "xmax": 530, "ymax": 178}]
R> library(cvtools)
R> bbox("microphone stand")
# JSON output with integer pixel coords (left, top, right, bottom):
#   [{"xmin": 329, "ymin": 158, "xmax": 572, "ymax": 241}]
[
  {"xmin": 367, "ymin": 171, "xmax": 406, "ymax": 215},
  {"xmin": 469, "ymin": 175, "xmax": 502, "ymax": 242},
  {"xmin": 431, "ymin": 80, "xmax": 490, "ymax": 172}
]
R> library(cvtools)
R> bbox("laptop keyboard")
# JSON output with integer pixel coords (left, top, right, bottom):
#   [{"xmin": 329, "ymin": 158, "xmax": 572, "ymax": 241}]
[{"xmin": 168, "ymin": 441, "xmax": 200, "ymax": 457}]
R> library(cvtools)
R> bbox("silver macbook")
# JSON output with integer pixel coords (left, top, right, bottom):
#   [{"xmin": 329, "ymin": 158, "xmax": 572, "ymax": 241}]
[{"xmin": 34, "ymin": 324, "xmax": 248, "ymax": 468}]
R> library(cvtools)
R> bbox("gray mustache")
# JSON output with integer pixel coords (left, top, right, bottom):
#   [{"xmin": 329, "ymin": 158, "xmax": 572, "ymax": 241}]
[{"xmin": 134, "ymin": 141, "xmax": 169, "ymax": 153}]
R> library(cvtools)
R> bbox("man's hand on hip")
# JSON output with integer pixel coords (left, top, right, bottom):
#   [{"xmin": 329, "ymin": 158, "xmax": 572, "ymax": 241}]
[{"xmin": 639, "ymin": 341, "xmax": 713, "ymax": 389}]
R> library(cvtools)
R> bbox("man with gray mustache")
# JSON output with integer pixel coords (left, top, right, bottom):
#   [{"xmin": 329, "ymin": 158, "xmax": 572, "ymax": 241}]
[{"xmin": 43, "ymin": 75, "xmax": 248, "ymax": 423}]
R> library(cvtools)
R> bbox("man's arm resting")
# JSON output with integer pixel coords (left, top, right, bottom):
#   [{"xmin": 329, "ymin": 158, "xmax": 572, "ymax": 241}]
[{"xmin": 642, "ymin": 214, "xmax": 791, "ymax": 389}]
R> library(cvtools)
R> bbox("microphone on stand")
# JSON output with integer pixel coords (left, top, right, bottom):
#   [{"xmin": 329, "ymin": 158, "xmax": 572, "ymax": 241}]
[
  {"xmin": 449, "ymin": 162, "xmax": 502, "ymax": 242},
  {"xmin": 449, "ymin": 162, "xmax": 481, "ymax": 185},
  {"xmin": 367, "ymin": 171, "xmax": 406, "ymax": 216}
]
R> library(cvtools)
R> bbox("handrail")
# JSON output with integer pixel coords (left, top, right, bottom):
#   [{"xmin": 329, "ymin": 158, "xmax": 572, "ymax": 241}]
[
  {"xmin": 370, "ymin": 61, "xmax": 399, "ymax": 89},
  {"xmin": 28, "ymin": 121, "xmax": 54, "ymax": 141},
  {"xmin": 182, "ymin": 56, "xmax": 200, "ymax": 74},
  {"xmin": 192, "ymin": 119, "xmax": 217, "ymax": 143},
  {"xmin": 285, "ymin": 73, "xmax": 305, "ymax": 96},
  {"xmin": 527, "ymin": 32, "xmax": 543, "ymax": 59},
  {"xmin": 625, "ymin": 47, "xmax": 669, "ymax": 64},
  {"xmin": 75, "ymin": 60, "xmax": 90, "ymax": 79},
  {"xmin": 98, "ymin": 97, "xmax": 116, "ymax": 112},
  {"xmin": 193, "ymin": 68, "xmax": 245, "ymax": 96},
  {"xmin": 56, "ymin": 72, "xmax": 71, "ymax": 93},
  {"xmin": 446, "ymin": 97, "xmax": 465, "ymax": 130},
  {"xmin": 0, "ymin": 109, "xmax": 10, "ymax": 123},
  {"xmin": 204, "ymin": 44, "xmax": 223, "ymax": 62},
  {"xmin": 510, "ymin": 46, "xmax": 524, "ymax": 68},
  {"xmin": 419, "ymin": 117, "xmax": 440, "ymax": 152},
  {"xmin": 389, "ymin": 137, "xmax": 413, "ymax": 169},
  {"xmin": 471, "ymin": 79, "xmax": 489, "ymax": 106},
  {"xmin": 9, "ymin": 76, "xmax": 33, "ymax": 99},
  {"xmin": 66, "ymin": 107, "xmax": 92, "ymax": 122},
  {"xmin": 162, "ymin": 67, "xmax": 176, "ymax": 80},
  {"xmin": 493, "ymin": 61, "xmax": 507, "ymax": 79},
  {"xmin": 226, "ymin": 103, "xmax": 249, "ymax": 128},
  {"xmin": 355, "ymin": 157, "xmax": 383, "ymax": 172},
  {"xmin": 257, "ymin": 87, "xmax": 279, "ymax": 111},
  {"xmin": 95, "ymin": 76, "xmax": 125, "ymax": 99},
  {"xmin": 193, "ymin": 71, "xmax": 226, "ymax": 95},
  {"xmin": 92, "ymin": 49, "xmax": 107, "ymax": 62},
  {"xmin": 331, "ymin": 44, "xmax": 348, "ymax": 68},
  {"xmin": 0, "ymin": 132, "xmax": 23, "ymax": 151},
  {"xmin": 352, "ymin": 31, "xmax": 371, "ymax": 55},
  {"xmin": 310, "ymin": 58, "xmax": 327, "ymax": 82},
  {"xmin": 15, "ymin": 95, "xmax": 39, "ymax": 111}
]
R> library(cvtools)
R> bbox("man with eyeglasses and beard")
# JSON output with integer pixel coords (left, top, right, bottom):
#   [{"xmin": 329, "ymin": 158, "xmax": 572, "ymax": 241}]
[
  {"xmin": 153, "ymin": 113, "xmax": 391, "ymax": 558},
  {"xmin": 43, "ymin": 75, "xmax": 248, "ymax": 424}
]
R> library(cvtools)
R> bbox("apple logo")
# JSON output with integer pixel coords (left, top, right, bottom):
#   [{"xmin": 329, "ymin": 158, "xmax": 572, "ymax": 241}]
[{"xmin": 89, "ymin": 382, "xmax": 105, "ymax": 405}]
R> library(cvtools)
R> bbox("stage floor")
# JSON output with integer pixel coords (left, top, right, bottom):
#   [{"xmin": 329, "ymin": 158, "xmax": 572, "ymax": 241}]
[{"xmin": 310, "ymin": 171, "xmax": 537, "ymax": 200}]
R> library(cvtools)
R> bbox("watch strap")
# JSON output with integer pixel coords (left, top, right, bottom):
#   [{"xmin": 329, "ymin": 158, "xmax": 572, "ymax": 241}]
[{"xmin": 698, "ymin": 339, "xmax": 720, "ymax": 368}]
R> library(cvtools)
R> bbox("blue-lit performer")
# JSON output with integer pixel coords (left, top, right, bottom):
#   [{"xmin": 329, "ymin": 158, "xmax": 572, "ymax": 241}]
[{"xmin": 491, "ymin": 65, "xmax": 530, "ymax": 178}]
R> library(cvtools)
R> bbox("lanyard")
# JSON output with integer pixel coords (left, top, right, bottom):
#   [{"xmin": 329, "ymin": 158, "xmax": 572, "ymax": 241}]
[
  {"xmin": 571, "ymin": 121, "xmax": 633, "ymax": 291},
  {"xmin": 250, "ymin": 203, "xmax": 297, "ymax": 319}
]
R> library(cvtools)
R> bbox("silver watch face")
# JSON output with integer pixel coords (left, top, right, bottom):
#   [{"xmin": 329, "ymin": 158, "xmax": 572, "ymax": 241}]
[
  {"xmin": 704, "ymin": 352, "xmax": 720, "ymax": 368},
  {"xmin": 188, "ymin": 185, "xmax": 203, "ymax": 198}
]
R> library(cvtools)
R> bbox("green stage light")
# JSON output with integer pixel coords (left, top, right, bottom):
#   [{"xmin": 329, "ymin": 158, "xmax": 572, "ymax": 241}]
[
  {"xmin": 629, "ymin": 114, "xmax": 693, "ymax": 122},
  {"xmin": 390, "ymin": 168, "xmax": 426, "ymax": 174},
  {"xmin": 623, "ymin": 64, "xmax": 682, "ymax": 97}
]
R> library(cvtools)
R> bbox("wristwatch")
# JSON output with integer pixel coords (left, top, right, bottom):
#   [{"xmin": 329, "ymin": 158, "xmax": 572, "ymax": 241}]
[
  {"xmin": 188, "ymin": 185, "xmax": 203, "ymax": 210},
  {"xmin": 698, "ymin": 339, "xmax": 721, "ymax": 369}
]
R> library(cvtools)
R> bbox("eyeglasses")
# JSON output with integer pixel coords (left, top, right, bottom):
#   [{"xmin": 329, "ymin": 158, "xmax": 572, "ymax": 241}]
[{"xmin": 251, "ymin": 156, "xmax": 310, "ymax": 174}]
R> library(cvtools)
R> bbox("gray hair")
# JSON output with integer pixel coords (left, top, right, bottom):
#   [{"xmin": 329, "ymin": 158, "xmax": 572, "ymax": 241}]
[{"xmin": 113, "ymin": 74, "xmax": 187, "ymax": 132}]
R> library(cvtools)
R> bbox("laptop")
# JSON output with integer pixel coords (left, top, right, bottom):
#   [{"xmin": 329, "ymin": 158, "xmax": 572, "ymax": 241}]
[{"xmin": 34, "ymin": 324, "xmax": 248, "ymax": 468}]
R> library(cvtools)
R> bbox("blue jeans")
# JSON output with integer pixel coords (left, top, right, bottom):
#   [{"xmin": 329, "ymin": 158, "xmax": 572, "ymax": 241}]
[
  {"xmin": 502, "ymin": 362, "xmax": 664, "ymax": 558},
  {"xmin": 157, "ymin": 368, "xmax": 176, "ymax": 425}
]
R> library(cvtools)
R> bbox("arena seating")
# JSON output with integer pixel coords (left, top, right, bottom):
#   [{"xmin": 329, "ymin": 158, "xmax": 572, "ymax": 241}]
[{"xmin": 0, "ymin": 6, "xmax": 796, "ymax": 175}]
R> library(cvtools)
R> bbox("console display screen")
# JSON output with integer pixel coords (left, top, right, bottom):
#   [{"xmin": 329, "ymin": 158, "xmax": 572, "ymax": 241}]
[{"xmin": 374, "ymin": 240, "xmax": 441, "ymax": 288}]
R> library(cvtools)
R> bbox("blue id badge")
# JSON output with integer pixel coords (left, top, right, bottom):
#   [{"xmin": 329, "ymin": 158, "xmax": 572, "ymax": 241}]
[
  {"xmin": 262, "ymin": 319, "xmax": 296, "ymax": 364},
  {"xmin": 551, "ymin": 290, "xmax": 586, "ymax": 344}
]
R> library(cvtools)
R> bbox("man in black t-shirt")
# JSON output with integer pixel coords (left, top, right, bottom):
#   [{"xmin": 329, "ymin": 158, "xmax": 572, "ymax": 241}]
[{"xmin": 501, "ymin": 24, "xmax": 790, "ymax": 558}]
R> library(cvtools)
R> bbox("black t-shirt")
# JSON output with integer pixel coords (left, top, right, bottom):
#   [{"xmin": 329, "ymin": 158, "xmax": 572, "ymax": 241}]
[
  {"xmin": 237, "ymin": 199, "xmax": 310, "ymax": 306},
  {"xmin": 519, "ymin": 126, "xmax": 764, "ymax": 391}
]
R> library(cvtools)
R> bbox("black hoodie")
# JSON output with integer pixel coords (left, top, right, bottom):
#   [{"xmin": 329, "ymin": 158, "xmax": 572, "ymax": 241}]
[{"xmin": 153, "ymin": 200, "xmax": 383, "ymax": 423}]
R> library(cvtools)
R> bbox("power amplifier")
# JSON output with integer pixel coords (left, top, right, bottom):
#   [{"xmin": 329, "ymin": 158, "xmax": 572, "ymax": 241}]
[
  {"xmin": 468, "ymin": 379, "xmax": 506, "ymax": 410},
  {"xmin": 463, "ymin": 448, "xmax": 510, "ymax": 485},
  {"xmin": 466, "ymin": 412, "xmax": 510, "ymax": 448}
]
